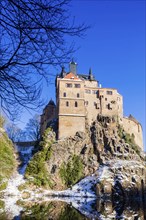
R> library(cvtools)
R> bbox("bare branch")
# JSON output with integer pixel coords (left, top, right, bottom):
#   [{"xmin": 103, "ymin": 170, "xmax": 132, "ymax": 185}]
[{"xmin": 0, "ymin": 0, "xmax": 89, "ymax": 117}]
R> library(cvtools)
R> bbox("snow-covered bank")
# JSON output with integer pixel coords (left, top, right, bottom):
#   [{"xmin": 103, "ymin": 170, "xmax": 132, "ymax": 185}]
[{"xmin": 1, "ymin": 151, "xmax": 145, "ymax": 220}]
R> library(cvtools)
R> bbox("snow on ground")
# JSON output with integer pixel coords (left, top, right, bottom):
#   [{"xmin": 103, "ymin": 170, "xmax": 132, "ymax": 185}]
[
  {"xmin": 3, "ymin": 172, "xmax": 25, "ymax": 217},
  {"xmin": 2, "ymin": 145, "xmax": 34, "ymax": 217},
  {"xmin": 1, "ymin": 150, "xmax": 144, "ymax": 219}
]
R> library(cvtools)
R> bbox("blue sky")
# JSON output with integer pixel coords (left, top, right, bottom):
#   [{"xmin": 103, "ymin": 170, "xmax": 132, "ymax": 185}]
[{"xmin": 18, "ymin": 0, "xmax": 146, "ymax": 150}]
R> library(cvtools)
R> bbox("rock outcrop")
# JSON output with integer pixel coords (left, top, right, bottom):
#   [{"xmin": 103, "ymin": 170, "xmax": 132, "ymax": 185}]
[{"xmin": 26, "ymin": 115, "xmax": 146, "ymax": 202}]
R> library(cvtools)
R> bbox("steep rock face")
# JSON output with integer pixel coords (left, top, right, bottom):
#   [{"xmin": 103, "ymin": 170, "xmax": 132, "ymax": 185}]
[
  {"xmin": 43, "ymin": 115, "xmax": 145, "ymax": 192},
  {"xmin": 46, "ymin": 130, "xmax": 99, "ymax": 189},
  {"xmin": 89, "ymin": 115, "xmax": 145, "ymax": 200},
  {"xmin": 26, "ymin": 115, "xmax": 146, "ymax": 197}
]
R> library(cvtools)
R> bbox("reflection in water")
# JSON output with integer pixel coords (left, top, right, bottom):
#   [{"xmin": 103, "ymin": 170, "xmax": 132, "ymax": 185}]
[
  {"xmin": 0, "ymin": 197, "xmax": 145, "ymax": 220},
  {"xmin": 0, "ymin": 146, "xmax": 145, "ymax": 219}
]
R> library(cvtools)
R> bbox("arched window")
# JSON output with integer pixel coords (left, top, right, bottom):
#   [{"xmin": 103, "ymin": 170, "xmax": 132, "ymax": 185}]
[
  {"xmin": 77, "ymin": 93, "xmax": 80, "ymax": 98},
  {"xmin": 63, "ymin": 92, "xmax": 66, "ymax": 97},
  {"xmin": 66, "ymin": 101, "xmax": 69, "ymax": 107},
  {"xmin": 75, "ymin": 101, "xmax": 78, "ymax": 107}
]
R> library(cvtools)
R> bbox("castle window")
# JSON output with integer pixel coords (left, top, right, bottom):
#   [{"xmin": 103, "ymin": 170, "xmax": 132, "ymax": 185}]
[
  {"xmin": 66, "ymin": 83, "xmax": 72, "ymax": 88},
  {"xmin": 85, "ymin": 101, "xmax": 88, "ymax": 106},
  {"xmin": 92, "ymin": 90, "xmax": 97, "ymax": 94},
  {"xmin": 85, "ymin": 89, "xmax": 91, "ymax": 94},
  {"xmin": 66, "ymin": 101, "xmax": 69, "ymax": 107},
  {"xmin": 75, "ymin": 84, "xmax": 81, "ymax": 88},
  {"xmin": 105, "ymin": 98, "xmax": 107, "ymax": 101},
  {"xmin": 75, "ymin": 101, "xmax": 78, "ymax": 107},
  {"xmin": 97, "ymin": 103, "xmax": 100, "ymax": 109},
  {"xmin": 94, "ymin": 102, "xmax": 98, "ymax": 109},
  {"xmin": 77, "ymin": 93, "xmax": 80, "ymax": 98},
  {"xmin": 106, "ymin": 104, "xmax": 111, "ymax": 110},
  {"xmin": 106, "ymin": 90, "xmax": 113, "ymax": 95},
  {"xmin": 111, "ymin": 100, "xmax": 116, "ymax": 104},
  {"xmin": 63, "ymin": 92, "xmax": 66, "ymax": 97}
]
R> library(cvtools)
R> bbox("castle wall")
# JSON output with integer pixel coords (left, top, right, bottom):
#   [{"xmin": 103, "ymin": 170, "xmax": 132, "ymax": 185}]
[
  {"xmin": 58, "ymin": 115, "xmax": 85, "ymax": 139},
  {"xmin": 84, "ymin": 88, "xmax": 123, "ymax": 125},
  {"xmin": 84, "ymin": 90, "xmax": 100, "ymax": 124},
  {"xmin": 84, "ymin": 80, "xmax": 98, "ymax": 88},
  {"xmin": 122, "ymin": 117, "xmax": 143, "ymax": 150},
  {"xmin": 98, "ymin": 89, "xmax": 123, "ymax": 116}
]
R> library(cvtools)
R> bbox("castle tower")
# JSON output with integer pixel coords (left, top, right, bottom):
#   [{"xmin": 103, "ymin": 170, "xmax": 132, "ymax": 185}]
[
  {"xmin": 60, "ymin": 66, "xmax": 66, "ymax": 78},
  {"xmin": 56, "ymin": 67, "xmax": 85, "ymax": 139},
  {"xmin": 69, "ymin": 60, "xmax": 77, "ymax": 75},
  {"xmin": 40, "ymin": 99, "xmax": 56, "ymax": 135}
]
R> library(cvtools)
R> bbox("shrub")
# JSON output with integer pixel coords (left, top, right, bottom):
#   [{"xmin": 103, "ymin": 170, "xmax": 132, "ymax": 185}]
[
  {"xmin": 0, "ymin": 116, "xmax": 5, "ymax": 128},
  {"xmin": 0, "ymin": 133, "xmax": 15, "ymax": 183},
  {"xmin": 25, "ymin": 128, "xmax": 55, "ymax": 188},
  {"xmin": 0, "ymin": 200, "xmax": 4, "ymax": 209},
  {"xmin": 25, "ymin": 149, "xmax": 52, "ymax": 188},
  {"xmin": 0, "ymin": 182, "xmax": 7, "ymax": 191},
  {"xmin": 59, "ymin": 155, "xmax": 83, "ymax": 187}
]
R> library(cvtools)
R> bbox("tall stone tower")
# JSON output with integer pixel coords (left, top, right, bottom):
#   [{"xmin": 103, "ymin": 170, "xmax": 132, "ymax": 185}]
[{"xmin": 56, "ymin": 65, "xmax": 85, "ymax": 139}]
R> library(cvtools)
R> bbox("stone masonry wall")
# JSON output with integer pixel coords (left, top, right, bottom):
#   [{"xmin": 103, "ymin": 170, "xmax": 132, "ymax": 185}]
[
  {"xmin": 122, "ymin": 117, "xmax": 143, "ymax": 150},
  {"xmin": 58, "ymin": 115, "xmax": 85, "ymax": 139}
]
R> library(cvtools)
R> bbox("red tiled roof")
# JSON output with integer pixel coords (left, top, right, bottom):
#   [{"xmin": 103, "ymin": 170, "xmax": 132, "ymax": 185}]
[{"xmin": 64, "ymin": 72, "xmax": 79, "ymax": 80}]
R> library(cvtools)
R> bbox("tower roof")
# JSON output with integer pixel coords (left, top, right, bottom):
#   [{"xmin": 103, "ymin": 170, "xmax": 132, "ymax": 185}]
[
  {"xmin": 48, "ymin": 99, "xmax": 55, "ymax": 106},
  {"xmin": 88, "ymin": 68, "xmax": 95, "ymax": 80},
  {"xmin": 60, "ymin": 66, "xmax": 66, "ymax": 78}
]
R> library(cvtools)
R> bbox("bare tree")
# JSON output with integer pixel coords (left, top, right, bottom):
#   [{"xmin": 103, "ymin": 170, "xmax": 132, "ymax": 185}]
[
  {"xmin": 0, "ymin": 0, "xmax": 88, "ymax": 116},
  {"xmin": 25, "ymin": 114, "xmax": 40, "ymax": 141},
  {"xmin": 6, "ymin": 123, "xmax": 26, "ymax": 142}
]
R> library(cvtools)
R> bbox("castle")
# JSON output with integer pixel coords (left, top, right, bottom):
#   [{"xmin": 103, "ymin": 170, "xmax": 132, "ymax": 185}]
[{"xmin": 40, "ymin": 61, "xmax": 143, "ymax": 150}]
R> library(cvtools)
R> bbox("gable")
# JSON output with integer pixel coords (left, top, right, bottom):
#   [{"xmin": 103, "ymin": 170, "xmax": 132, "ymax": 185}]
[{"xmin": 64, "ymin": 72, "xmax": 79, "ymax": 80}]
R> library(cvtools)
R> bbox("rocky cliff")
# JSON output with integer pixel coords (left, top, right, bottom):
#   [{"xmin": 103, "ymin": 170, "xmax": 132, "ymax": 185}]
[{"xmin": 25, "ymin": 115, "xmax": 146, "ymax": 200}]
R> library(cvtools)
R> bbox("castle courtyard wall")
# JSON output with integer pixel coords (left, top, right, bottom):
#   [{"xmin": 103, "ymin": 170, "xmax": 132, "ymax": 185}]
[{"xmin": 122, "ymin": 117, "xmax": 143, "ymax": 150}]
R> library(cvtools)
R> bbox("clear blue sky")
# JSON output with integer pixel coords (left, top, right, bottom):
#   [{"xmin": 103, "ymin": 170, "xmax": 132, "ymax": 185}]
[{"xmin": 18, "ymin": 0, "xmax": 146, "ymax": 150}]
